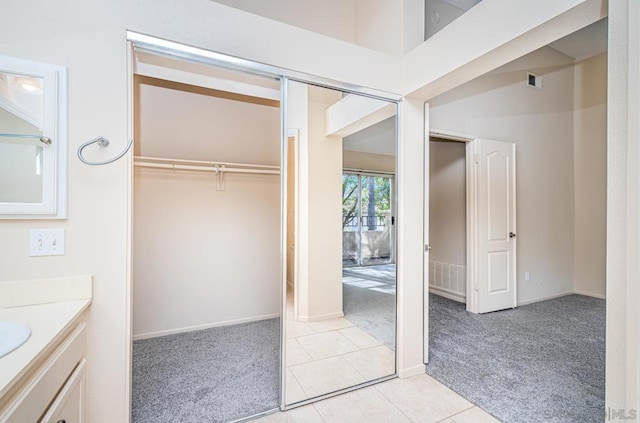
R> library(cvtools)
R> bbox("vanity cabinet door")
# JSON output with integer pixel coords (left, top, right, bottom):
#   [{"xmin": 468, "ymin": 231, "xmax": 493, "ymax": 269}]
[{"xmin": 40, "ymin": 360, "xmax": 86, "ymax": 423}]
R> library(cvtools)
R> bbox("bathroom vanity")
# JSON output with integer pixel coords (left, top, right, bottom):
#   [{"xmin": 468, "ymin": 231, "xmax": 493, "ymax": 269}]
[{"xmin": 0, "ymin": 276, "xmax": 91, "ymax": 423}]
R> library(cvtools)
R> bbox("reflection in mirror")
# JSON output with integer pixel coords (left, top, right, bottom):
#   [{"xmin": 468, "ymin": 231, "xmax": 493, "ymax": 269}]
[
  {"xmin": 285, "ymin": 81, "xmax": 397, "ymax": 405},
  {"xmin": 0, "ymin": 71, "xmax": 45, "ymax": 203}
]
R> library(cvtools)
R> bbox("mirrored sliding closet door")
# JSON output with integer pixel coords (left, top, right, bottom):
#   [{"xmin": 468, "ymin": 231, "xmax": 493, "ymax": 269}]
[{"xmin": 284, "ymin": 80, "xmax": 398, "ymax": 406}]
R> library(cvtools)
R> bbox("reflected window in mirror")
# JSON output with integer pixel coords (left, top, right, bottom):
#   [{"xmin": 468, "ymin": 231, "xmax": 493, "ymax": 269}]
[{"xmin": 0, "ymin": 56, "xmax": 67, "ymax": 218}]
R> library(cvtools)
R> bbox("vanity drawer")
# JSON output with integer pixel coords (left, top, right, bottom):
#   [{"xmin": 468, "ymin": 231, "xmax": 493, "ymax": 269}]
[
  {"xmin": 39, "ymin": 359, "xmax": 86, "ymax": 423},
  {"xmin": 0, "ymin": 322, "xmax": 86, "ymax": 423}
]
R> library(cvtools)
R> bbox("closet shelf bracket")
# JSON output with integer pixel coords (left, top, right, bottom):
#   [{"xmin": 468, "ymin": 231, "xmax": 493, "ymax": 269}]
[{"xmin": 216, "ymin": 164, "xmax": 225, "ymax": 191}]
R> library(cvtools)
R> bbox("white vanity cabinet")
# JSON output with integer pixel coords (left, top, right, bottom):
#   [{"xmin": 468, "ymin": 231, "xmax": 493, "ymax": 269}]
[
  {"xmin": 0, "ymin": 313, "xmax": 87, "ymax": 423},
  {"xmin": 40, "ymin": 359, "xmax": 86, "ymax": 423}
]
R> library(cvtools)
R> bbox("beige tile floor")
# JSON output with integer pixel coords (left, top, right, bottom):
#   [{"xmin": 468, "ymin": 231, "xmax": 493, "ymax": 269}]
[
  {"xmin": 285, "ymin": 292, "xmax": 395, "ymax": 404},
  {"xmin": 275, "ymin": 278, "xmax": 499, "ymax": 422},
  {"xmin": 253, "ymin": 373, "xmax": 500, "ymax": 423}
]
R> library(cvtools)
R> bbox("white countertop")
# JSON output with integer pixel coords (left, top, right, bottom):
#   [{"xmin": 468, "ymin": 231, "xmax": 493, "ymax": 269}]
[{"xmin": 0, "ymin": 276, "xmax": 92, "ymax": 399}]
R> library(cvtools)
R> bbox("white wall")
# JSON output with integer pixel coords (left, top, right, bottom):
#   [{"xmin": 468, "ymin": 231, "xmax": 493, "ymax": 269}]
[
  {"xmin": 296, "ymin": 85, "xmax": 344, "ymax": 321},
  {"xmin": 288, "ymin": 82, "xmax": 344, "ymax": 322},
  {"xmin": 428, "ymin": 139, "xmax": 466, "ymax": 301},
  {"xmin": 343, "ymin": 150, "xmax": 395, "ymax": 173},
  {"xmin": 132, "ymin": 79, "xmax": 281, "ymax": 338},
  {"xmin": 606, "ymin": 0, "xmax": 639, "ymax": 411},
  {"xmin": 133, "ymin": 169, "xmax": 280, "ymax": 337},
  {"xmin": 397, "ymin": 97, "xmax": 426, "ymax": 375},
  {"xmin": 428, "ymin": 140, "xmax": 466, "ymax": 266},
  {"xmin": 212, "ymin": 0, "xmax": 404, "ymax": 57},
  {"xmin": 354, "ymin": 0, "xmax": 404, "ymax": 56},
  {"xmin": 212, "ymin": 0, "xmax": 357, "ymax": 46},
  {"xmin": 135, "ymin": 81, "xmax": 280, "ymax": 165},
  {"xmin": 430, "ymin": 47, "xmax": 577, "ymax": 305},
  {"xmin": 573, "ymin": 53, "xmax": 607, "ymax": 299}
]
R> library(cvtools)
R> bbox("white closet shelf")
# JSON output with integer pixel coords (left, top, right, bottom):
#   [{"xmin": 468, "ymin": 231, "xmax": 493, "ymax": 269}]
[{"xmin": 134, "ymin": 156, "xmax": 280, "ymax": 175}]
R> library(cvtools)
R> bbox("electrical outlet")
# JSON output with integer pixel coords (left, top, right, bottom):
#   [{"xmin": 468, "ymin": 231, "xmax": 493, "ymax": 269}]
[
  {"xmin": 29, "ymin": 229, "xmax": 65, "ymax": 256},
  {"xmin": 525, "ymin": 272, "xmax": 531, "ymax": 282}
]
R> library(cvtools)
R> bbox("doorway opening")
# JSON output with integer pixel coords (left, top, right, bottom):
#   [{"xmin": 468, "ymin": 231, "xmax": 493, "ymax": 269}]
[{"xmin": 428, "ymin": 136, "xmax": 467, "ymax": 304}]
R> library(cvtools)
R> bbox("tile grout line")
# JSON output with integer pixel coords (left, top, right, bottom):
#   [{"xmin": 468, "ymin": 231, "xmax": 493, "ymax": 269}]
[
  {"xmin": 372, "ymin": 380, "xmax": 418, "ymax": 422},
  {"xmin": 288, "ymin": 337, "xmax": 313, "ymax": 364},
  {"xmin": 310, "ymin": 402, "xmax": 328, "ymax": 422},
  {"xmin": 288, "ymin": 366, "xmax": 311, "ymax": 400},
  {"xmin": 437, "ymin": 404, "xmax": 476, "ymax": 422}
]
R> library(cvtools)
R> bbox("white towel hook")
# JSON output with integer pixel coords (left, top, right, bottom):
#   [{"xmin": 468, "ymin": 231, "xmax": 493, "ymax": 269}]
[{"xmin": 77, "ymin": 136, "xmax": 133, "ymax": 166}]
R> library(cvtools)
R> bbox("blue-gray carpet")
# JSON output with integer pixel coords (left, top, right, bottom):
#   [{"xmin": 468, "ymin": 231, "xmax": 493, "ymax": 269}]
[
  {"xmin": 132, "ymin": 319, "xmax": 280, "ymax": 423},
  {"xmin": 343, "ymin": 265, "xmax": 396, "ymax": 350},
  {"xmin": 426, "ymin": 294, "xmax": 605, "ymax": 423},
  {"xmin": 343, "ymin": 284, "xmax": 396, "ymax": 350}
]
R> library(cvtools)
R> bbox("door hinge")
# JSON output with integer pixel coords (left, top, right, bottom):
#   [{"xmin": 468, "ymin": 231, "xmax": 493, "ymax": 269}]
[
  {"xmin": 474, "ymin": 154, "xmax": 480, "ymax": 164},
  {"xmin": 391, "ymin": 216, "xmax": 395, "ymax": 225}
]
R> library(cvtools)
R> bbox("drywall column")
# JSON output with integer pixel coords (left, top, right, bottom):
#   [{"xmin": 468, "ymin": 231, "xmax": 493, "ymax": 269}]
[
  {"xmin": 606, "ymin": 0, "xmax": 640, "ymax": 412},
  {"xmin": 396, "ymin": 97, "xmax": 426, "ymax": 376},
  {"xmin": 288, "ymin": 81, "xmax": 310, "ymax": 321},
  {"xmin": 291, "ymin": 82, "xmax": 343, "ymax": 322},
  {"xmin": 306, "ymin": 89, "xmax": 343, "ymax": 321},
  {"xmin": 573, "ymin": 53, "xmax": 607, "ymax": 299}
]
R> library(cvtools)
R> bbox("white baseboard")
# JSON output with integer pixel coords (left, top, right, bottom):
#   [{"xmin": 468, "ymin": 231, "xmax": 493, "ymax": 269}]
[
  {"xmin": 398, "ymin": 364, "xmax": 426, "ymax": 378},
  {"xmin": 132, "ymin": 313, "xmax": 280, "ymax": 341},
  {"xmin": 517, "ymin": 291, "xmax": 574, "ymax": 306},
  {"xmin": 297, "ymin": 311, "xmax": 344, "ymax": 323},
  {"xmin": 429, "ymin": 287, "xmax": 466, "ymax": 303},
  {"xmin": 574, "ymin": 290, "xmax": 606, "ymax": 300}
]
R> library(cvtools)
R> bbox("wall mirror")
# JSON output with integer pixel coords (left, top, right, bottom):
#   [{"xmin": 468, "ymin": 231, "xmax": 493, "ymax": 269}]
[
  {"xmin": 284, "ymin": 80, "xmax": 397, "ymax": 405},
  {"xmin": 0, "ymin": 55, "xmax": 66, "ymax": 218}
]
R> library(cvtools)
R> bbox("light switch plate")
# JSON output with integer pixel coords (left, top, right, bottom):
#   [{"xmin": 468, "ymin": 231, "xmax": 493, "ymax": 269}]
[{"xmin": 29, "ymin": 228, "xmax": 65, "ymax": 256}]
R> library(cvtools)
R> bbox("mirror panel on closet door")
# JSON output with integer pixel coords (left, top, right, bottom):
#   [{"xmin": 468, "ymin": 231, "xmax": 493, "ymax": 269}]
[
  {"xmin": 131, "ymin": 50, "xmax": 283, "ymax": 422},
  {"xmin": 284, "ymin": 81, "xmax": 397, "ymax": 405}
]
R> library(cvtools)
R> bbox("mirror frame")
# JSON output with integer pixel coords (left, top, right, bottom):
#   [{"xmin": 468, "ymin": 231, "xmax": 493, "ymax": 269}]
[{"xmin": 0, "ymin": 55, "xmax": 67, "ymax": 219}]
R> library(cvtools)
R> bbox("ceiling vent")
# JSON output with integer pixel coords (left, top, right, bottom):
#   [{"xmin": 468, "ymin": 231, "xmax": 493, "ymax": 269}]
[{"xmin": 527, "ymin": 72, "xmax": 543, "ymax": 89}]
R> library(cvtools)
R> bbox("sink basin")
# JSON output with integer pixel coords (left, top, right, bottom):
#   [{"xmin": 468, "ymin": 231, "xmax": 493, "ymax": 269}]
[{"xmin": 0, "ymin": 321, "xmax": 31, "ymax": 358}]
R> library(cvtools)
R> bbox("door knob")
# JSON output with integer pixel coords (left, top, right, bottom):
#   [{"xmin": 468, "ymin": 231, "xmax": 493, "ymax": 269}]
[{"xmin": 509, "ymin": 232, "xmax": 516, "ymax": 238}]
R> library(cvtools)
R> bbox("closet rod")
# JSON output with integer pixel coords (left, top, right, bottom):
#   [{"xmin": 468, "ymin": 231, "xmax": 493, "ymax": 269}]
[
  {"xmin": 134, "ymin": 156, "xmax": 279, "ymax": 170},
  {"xmin": 134, "ymin": 156, "xmax": 279, "ymax": 175}
]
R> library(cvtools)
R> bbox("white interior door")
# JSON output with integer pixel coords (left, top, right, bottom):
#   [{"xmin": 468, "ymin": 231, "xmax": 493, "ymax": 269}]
[{"xmin": 469, "ymin": 138, "xmax": 517, "ymax": 313}]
